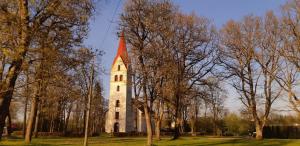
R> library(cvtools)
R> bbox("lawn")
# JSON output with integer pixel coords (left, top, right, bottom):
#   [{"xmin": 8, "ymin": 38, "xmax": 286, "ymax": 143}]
[{"xmin": 1, "ymin": 136, "xmax": 300, "ymax": 146}]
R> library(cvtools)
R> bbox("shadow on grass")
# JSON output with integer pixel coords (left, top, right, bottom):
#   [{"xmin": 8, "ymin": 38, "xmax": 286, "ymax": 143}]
[
  {"xmin": 1, "ymin": 135, "xmax": 24, "ymax": 140},
  {"xmin": 0, "ymin": 141, "xmax": 56, "ymax": 146},
  {"xmin": 1, "ymin": 137, "xmax": 82, "ymax": 146},
  {"xmin": 103, "ymin": 137, "xmax": 145, "ymax": 144},
  {"xmin": 1, "ymin": 137, "xmax": 297, "ymax": 146},
  {"xmin": 179, "ymin": 138, "xmax": 293, "ymax": 146}
]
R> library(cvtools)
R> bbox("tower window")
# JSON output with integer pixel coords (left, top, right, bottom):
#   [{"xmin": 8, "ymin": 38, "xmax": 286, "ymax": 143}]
[
  {"xmin": 114, "ymin": 75, "xmax": 118, "ymax": 81},
  {"xmin": 118, "ymin": 65, "xmax": 121, "ymax": 71},
  {"xmin": 116, "ymin": 100, "xmax": 120, "ymax": 107},
  {"xmin": 117, "ymin": 85, "xmax": 120, "ymax": 91},
  {"xmin": 119, "ymin": 75, "xmax": 123, "ymax": 81},
  {"xmin": 115, "ymin": 112, "xmax": 119, "ymax": 119}
]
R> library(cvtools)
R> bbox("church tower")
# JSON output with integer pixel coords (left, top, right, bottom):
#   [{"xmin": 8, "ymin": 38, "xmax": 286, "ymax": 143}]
[{"xmin": 105, "ymin": 32, "xmax": 134, "ymax": 133}]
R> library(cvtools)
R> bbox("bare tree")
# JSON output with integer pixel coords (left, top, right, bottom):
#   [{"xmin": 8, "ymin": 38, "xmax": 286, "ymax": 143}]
[
  {"xmin": 168, "ymin": 13, "xmax": 217, "ymax": 139},
  {"xmin": 84, "ymin": 57, "xmax": 95, "ymax": 146},
  {"xmin": 277, "ymin": 0, "xmax": 300, "ymax": 114},
  {"xmin": 25, "ymin": 63, "xmax": 43, "ymax": 143},
  {"xmin": 219, "ymin": 14, "xmax": 282, "ymax": 139}
]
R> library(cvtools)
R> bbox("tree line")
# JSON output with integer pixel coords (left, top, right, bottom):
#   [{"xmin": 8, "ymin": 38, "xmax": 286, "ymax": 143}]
[
  {"xmin": 1, "ymin": 0, "xmax": 300, "ymax": 146},
  {"xmin": 121, "ymin": 0, "xmax": 300, "ymax": 145},
  {"xmin": 0, "ymin": 0, "xmax": 107, "ymax": 144}
]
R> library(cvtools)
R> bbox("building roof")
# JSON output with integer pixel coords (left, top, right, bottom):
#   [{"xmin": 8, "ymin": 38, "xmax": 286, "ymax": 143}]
[{"xmin": 112, "ymin": 32, "xmax": 129, "ymax": 68}]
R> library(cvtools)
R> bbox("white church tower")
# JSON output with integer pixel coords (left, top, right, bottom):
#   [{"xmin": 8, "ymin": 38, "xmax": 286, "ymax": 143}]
[{"xmin": 105, "ymin": 32, "xmax": 135, "ymax": 133}]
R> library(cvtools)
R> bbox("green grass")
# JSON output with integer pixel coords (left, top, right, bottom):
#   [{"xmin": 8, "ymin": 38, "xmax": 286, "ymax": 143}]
[{"xmin": 1, "ymin": 136, "xmax": 300, "ymax": 146}]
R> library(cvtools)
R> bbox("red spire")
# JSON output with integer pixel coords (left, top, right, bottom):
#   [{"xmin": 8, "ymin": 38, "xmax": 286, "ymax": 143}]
[{"xmin": 112, "ymin": 32, "xmax": 129, "ymax": 68}]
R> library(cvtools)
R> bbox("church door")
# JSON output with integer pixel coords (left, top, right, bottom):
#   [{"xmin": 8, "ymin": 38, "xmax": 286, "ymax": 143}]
[{"xmin": 114, "ymin": 122, "xmax": 119, "ymax": 133}]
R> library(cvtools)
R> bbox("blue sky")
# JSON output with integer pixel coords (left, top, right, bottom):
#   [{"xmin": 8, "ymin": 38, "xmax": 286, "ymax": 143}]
[{"xmin": 84, "ymin": 0, "xmax": 289, "ymax": 113}]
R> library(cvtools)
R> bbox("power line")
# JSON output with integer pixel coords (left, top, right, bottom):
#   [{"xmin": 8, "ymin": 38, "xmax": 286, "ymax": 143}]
[{"xmin": 99, "ymin": 0, "xmax": 122, "ymax": 50}]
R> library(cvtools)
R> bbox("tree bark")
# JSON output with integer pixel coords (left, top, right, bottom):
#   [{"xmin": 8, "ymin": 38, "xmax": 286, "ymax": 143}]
[
  {"xmin": 180, "ymin": 117, "xmax": 184, "ymax": 134},
  {"xmin": 6, "ymin": 113, "xmax": 12, "ymax": 136},
  {"xmin": 155, "ymin": 120, "xmax": 161, "ymax": 140},
  {"xmin": 0, "ymin": 76, "xmax": 19, "ymax": 139},
  {"xmin": 25, "ymin": 88, "xmax": 39, "ymax": 143},
  {"xmin": 23, "ymin": 84, "xmax": 29, "ymax": 138},
  {"xmin": 49, "ymin": 113, "xmax": 54, "ymax": 133},
  {"xmin": 144, "ymin": 105, "xmax": 153, "ymax": 146},
  {"xmin": 0, "ymin": 76, "xmax": 20, "ymax": 140},
  {"xmin": 155, "ymin": 100, "xmax": 164, "ymax": 140},
  {"xmin": 64, "ymin": 104, "xmax": 72, "ymax": 135},
  {"xmin": 173, "ymin": 93, "xmax": 181, "ymax": 140},
  {"xmin": 34, "ymin": 108, "xmax": 40, "ymax": 138},
  {"xmin": 190, "ymin": 118, "xmax": 196, "ymax": 136},
  {"xmin": 23, "ymin": 70, "xmax": 30, "ymax": 137},
  {"xmin": 83, "ymin": 105, "xmax": 87, "ymax": 134},
  {"xmin": 173, "ymin": 119, "xmax": 180, "ymax": 139},
  {"xmin": 83, "ymin": 95, "xmax": 91, "ymax": 146},
  {"xmin": 255, "ymin": 124, "xmax": 263, "ymax": 140},
  {"xmin": 213, "ymin": 111, "xmax": 217, "ymax": 136},
  {"xmin": 155, "ymin": 111, "xmax": 163, "ymax": 140}
]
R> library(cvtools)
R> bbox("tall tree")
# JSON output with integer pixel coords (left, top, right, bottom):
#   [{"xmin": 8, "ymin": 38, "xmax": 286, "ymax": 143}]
[
  {"xmin": 84, "ymin": 58, "xmax": 95, "ymax": 146},
  {"xmin": 168, "ymin": 13, "xmax": 217, "ymax": 139},
  {"xmin": 219, "ymin": 14, "xmax": 282, "ymax": 139}
]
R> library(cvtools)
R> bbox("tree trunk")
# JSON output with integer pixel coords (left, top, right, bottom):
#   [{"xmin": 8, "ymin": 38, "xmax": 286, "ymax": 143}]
[
  {"xmin": 255, "ymin": 123, "xmax": 263, "ymax": 140},
  {"xmin": 25, "ymin": 92, "xmax": 39, "ymax": 143},
  {"xmin": 180, "ymin": 117, "xmax": 184, "ymax": 133},
  {"xmin": 23, "ymin": 91, "xmax": 29, "ymax": 138},
  {"xmin": 155, "ymin": 120, "xmax": 161, "ymax": 140},
  {"xmin": 25, "ymin": 59, "xmax": 44, "ymax": 143},
  {"xmin": 34, "ymin": 108, "xmax": 40, "ymax": 138},
  {"xmin": 49, "ymin": 113, "xmax": 54, "ymax": 133},
  {"xmin": 213, "ymin": 113, "xmax": 217, "ymax": 136},
  {"xmin": 173, "ymin": 117, "xmax": 180, "ymax": 140},
  {"xmin": 83, "ymin": 107, "xmax": 87, "ymax": 134},
  {"xmin": 155, "ymin": 102, "xmax": 163, "ymax": 140},
  {"xmin": 83, "ymin": 62, "xmax": 94, "ymax": 146},
  {"xmin": 190, "ymin": 118, "xmax": 196, "ymax": 136},
  {"xmin": 98, "ymin": 112, "xmax": 103, "ymax": 135},
  {"xmin": 0, "ymin": 85, "xmax": 16, "ymax": 140},
  {"xmin": 64, "ymin": 104, "xmax": 72, "ymax": 135},
  {"xmin": 173, "ymin": 93, "xmax": 180, "ymax": 140},
  {"xmin": 0, "ymin": 0, "xmax": 29, "ymax": 140},
  {"xmin": 23, "ymin": 71, "xmax": 29, "ymax": 138},
  {"xmin": 6, "ymin": 113, "xmax": 12, "ymax": 136},
  {"xmin": 83, "ymin": 95, "xmax": 91, "ymax": 146},
  {"xmin": 144, "ymin": 105, "xmax": 152, "ymax": 146}
]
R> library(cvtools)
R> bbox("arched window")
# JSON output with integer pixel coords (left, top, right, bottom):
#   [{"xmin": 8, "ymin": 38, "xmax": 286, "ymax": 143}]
[
  {"xmin": 114, "ymin": 75, "xmax": 118, "ymax": 81},
  {"xmin": 119, "ymin": 75, "xmax": 123, "ymax": 81},
  {"xmin": 116, "ymin": 100, "xmax": 120, "ymax": 107},
  {"xmin": 118, "ymin": 65, "xmax": 121, "ymax": 71},
  {"xmin": 117, "ymin": 85, "xmax": 120, "ymax": 91}
]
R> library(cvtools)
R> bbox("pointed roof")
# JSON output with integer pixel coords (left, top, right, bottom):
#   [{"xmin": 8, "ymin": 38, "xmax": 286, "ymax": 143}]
[{"xmin": 112, "ymin": 32, "xmax": 129, "ymax": 68}]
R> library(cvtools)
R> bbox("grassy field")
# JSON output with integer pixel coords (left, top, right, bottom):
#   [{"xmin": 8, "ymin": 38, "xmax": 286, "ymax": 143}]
[{"xmin": 1, "ymin": 136, "xmax": 300, "ymax": 146}]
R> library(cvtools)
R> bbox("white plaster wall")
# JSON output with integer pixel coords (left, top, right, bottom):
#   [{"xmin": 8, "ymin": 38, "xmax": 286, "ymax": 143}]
[{"xmin": 105, "ymin": 57, "xmax": 133, "ymax": 133}]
